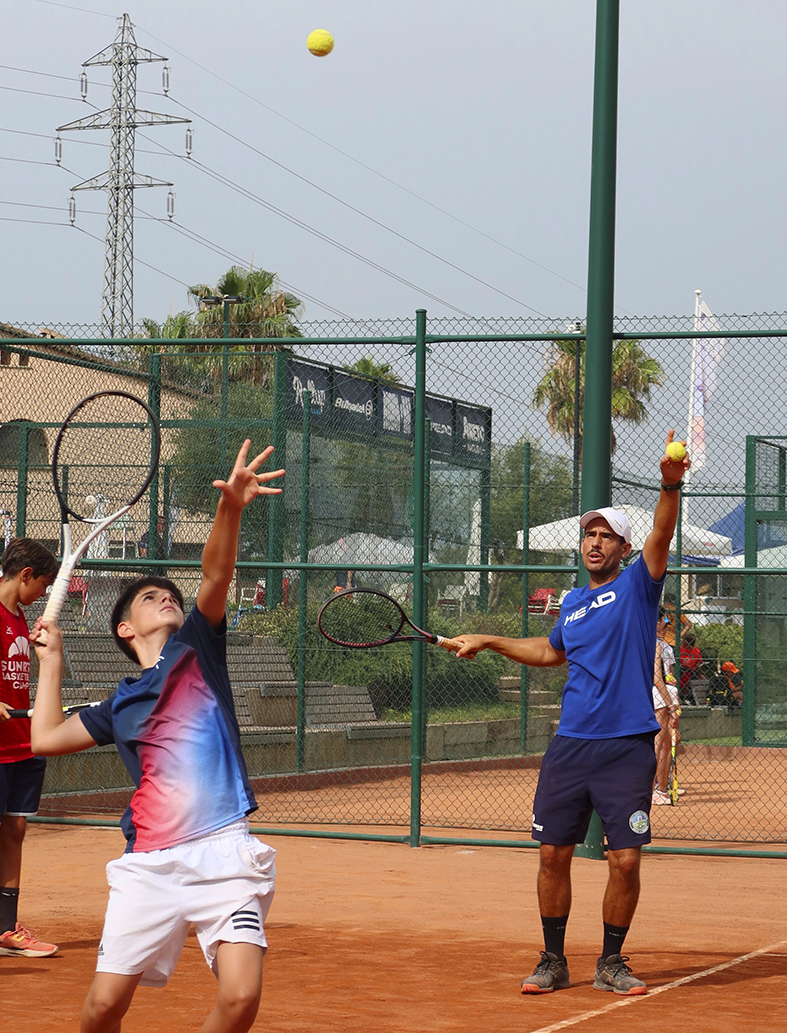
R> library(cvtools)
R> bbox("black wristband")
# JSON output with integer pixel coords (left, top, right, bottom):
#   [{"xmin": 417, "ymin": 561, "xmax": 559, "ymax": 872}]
[{"xmin": 661, "ymin": 480, "xmax": 684, "ymax": 492}]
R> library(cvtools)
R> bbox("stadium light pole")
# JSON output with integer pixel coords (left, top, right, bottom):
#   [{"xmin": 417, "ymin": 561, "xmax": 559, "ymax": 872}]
[{"xmin": 574, "ymin": 0, "xmax": 620, "ymax": 862}]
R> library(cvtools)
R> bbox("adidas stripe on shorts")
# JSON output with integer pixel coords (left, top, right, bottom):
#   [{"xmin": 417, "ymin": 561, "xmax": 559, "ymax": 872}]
[{"xmin": 96, "ymin": 819, "xmax": 276, "ymax": 987}]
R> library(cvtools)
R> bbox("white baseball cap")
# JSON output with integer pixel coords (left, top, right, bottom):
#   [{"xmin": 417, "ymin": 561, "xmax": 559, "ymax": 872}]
[{"xmin": 579, "ymin": 506, "xmax": 632, "ymax": 543}]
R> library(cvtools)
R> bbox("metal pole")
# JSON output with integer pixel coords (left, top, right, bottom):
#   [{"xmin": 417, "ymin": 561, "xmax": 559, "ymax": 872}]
[
  {"xmin": 296, "ymin": 391, "xmax": 311, "ymax": 771},
  {"xmin": 573, "ymin": 331, "xmax": 582, "ymax": 515},
  {"xmin": 147, "ymin": 353, "xmax": 162, "ymax": 569},
  {"xmin": 410, "ymin": 309, "xmax": 428, "ymax": 848},
  {"xmin": 220, "ymin": 301, "xmax": 229, "ymax": 474},
  {"xmin": 575, "ymin": 0, "xmax": 620, "ymax": 862},
  {"xmin": 742, "ymin": 436, "xmax": 756, "ymax": 747},
  {"xmin": 520, "ymin": 441, "xmax": 531, "ymax": 754},
  {"xmin": 267, "ymin": 351, "xmax": 287, "ymax": 609},
  {"xmin": 15, "ymin": 424, "xmax": 29, "ymax": 538}
]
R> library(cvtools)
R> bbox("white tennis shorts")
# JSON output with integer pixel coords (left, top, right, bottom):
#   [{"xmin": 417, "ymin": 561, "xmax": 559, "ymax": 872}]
[{"xmin": 96, "ymin": 819, "xmax": 276, "ymax": 987}]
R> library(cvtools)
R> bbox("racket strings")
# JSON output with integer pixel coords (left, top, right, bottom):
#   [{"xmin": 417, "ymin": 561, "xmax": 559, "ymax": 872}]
[
  {"xmin": 54, "ymin": 394, "xmax": 157, "ymax": 520},
  {"xmin": 319, "ymin": 592, "xmax": 405, "ymax": 646}
]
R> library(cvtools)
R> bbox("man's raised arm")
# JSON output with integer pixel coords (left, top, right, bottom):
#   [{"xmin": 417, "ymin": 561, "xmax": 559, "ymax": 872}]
[{"xmin": 642, "ymin": 429, "xmax": 692, "ymax": 581}]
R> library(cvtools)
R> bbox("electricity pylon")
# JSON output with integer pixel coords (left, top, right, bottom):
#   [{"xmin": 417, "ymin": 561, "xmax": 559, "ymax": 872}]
[{"xmin": 58, "ymin": 13, "xmax": 190, "ymax": 338}]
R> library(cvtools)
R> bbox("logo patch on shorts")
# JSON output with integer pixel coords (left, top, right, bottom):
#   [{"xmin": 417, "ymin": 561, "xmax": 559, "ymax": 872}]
[
  {"xmin": 231, "ymin": 908, "xmax": 261, "ymax": 932},
  {"xmin": 628, "ymin": 810, "xmax": 649, "ymax": 835}
]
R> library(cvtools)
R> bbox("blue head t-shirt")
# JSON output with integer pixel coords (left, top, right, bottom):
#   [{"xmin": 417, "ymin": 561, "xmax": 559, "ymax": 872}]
[
  {"xmin": 80, "ymin": 607, "xmax": 257, "ymax": 852},
  {"xmin": 548, "ymin": 553, "xmax": 663, "ymax": 739}
]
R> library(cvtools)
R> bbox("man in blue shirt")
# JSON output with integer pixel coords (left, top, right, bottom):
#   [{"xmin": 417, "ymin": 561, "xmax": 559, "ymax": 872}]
[{"xmin": 455, "ymin": 432, "xmax": 689, "ymax": 997}]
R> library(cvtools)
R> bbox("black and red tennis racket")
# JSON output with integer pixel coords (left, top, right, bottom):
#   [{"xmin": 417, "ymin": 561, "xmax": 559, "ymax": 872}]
[
  {"xmin": 317, "ymin": 588, "xmax": 461, "ymax": 651},
  {"xmin": 6, "ymin": 701, "xmax": 101, "ymax": 719},
  {"xmin": 42, "ymin": 391, "xmax": 161, "ymax": 625}
]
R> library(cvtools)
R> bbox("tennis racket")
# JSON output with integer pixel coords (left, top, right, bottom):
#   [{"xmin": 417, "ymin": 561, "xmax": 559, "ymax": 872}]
[
  {"xmin": 6, "ymin": 701, "xmax": 102, "ymax": 719},
  {"xmin": 668, "ymin": 725, "xmax": 679, "ymax": 806},
  {"xmin": 42, "ymin": 391, "xmax": 161, "ymax": 626},
  {"xmin": 317, "ymin": 588, "xmax": 462, "ymax": 650}
]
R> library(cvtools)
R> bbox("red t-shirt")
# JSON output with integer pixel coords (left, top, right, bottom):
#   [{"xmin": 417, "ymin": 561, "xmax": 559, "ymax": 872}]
[{"xmin": 0, "ymin": 601, "xmax": 34, "ymax": 763}]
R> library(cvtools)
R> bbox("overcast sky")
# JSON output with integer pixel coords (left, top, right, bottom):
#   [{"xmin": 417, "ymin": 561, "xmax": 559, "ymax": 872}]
[{"xmin": 4, "ymin": 0, "xmax": 787, "ymax": 329}]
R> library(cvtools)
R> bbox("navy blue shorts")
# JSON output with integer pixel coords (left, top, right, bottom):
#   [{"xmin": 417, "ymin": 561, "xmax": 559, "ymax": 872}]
[
  {"xmin": 532, "ymin": 733, "xmax": 657, "ymax": 851},
  {"xmin": 0, "ymin": 757, "xmax": 47, "ymax": 817}
]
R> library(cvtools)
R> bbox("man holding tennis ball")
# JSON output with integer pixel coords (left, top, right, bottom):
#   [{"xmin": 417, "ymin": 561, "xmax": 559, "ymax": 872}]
[
  {"xmin": 455, "ymin": 431, "xmax": 690, "ymax": 997},
  {"xmin": 29, "ymin": 440, "xmax": 284, "ymax": 1033}
]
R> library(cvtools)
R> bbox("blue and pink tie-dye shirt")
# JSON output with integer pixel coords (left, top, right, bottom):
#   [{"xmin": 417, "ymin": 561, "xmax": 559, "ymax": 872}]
[{"xmin": 80, "ymin": 607, "xmax": 257, "ymax": 852}]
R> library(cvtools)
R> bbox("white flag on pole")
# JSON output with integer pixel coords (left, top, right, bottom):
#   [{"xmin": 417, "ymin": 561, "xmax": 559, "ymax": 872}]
[{"xmin": 687, "ymin": 297, "xmax": 725, "ymax": 470}]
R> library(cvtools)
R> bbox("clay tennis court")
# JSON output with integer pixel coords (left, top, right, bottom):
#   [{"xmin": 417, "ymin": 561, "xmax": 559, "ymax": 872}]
[{"xmin": 2, "ymin": 820, "xmax": 786, "ymax": 1031}]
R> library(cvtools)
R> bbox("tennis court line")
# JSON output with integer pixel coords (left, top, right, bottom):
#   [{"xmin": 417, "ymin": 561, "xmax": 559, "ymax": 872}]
[{"xmin": 527, "ymin": 938, "xmax": 787, "ymax": 1033}]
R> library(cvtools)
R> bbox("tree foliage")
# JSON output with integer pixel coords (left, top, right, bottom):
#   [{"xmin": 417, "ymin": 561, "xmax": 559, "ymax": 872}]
[
  {"xmin": 532, "ymin": 333, "xmax": 665, "ymax": 455},
  {"xmin": 139, "ymin": 265, "xmax": 303, "ymax": 387}
]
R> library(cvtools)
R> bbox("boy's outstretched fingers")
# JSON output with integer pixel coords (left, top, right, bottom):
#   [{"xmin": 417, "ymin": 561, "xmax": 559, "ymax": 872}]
[{"xmin": 212, "ymin": 440, "xmax": 285, "ymax": 506}]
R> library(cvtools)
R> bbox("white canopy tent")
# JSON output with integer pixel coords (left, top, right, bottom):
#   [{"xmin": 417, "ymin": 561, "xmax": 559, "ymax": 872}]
[
  {"xmin": 307, "ymin": 532, "xmax": 416, "ymax": 567},
  {"xmin": 517, "ymin": 504, "xmax": 733, "ymax": 557},
  {"xmin": 717, "ymin": 545, "xmax": 787, "ymax": 568}
]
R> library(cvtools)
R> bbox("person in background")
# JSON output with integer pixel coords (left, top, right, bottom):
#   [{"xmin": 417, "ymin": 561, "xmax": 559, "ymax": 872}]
[
  {"xmin": 679, "ymin": 632, "xmax": 704, "ymax": 703},
  {"xmin": 0, "ymin": 537, "xmax": 59, "ymax": 958}
]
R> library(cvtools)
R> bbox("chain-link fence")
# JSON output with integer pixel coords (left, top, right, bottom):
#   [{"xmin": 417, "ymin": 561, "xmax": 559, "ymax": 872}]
[{"xmin": 2, "ymin": 312, "xmax": 787, "ymax": 850}]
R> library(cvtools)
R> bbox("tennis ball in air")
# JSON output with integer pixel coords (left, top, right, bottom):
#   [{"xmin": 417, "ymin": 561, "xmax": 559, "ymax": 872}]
[
  {"xmin": 307, "ymin": 29, "xmax": 334, "ymax": 57},
  {"xmin": 666, "ymin": 441, "xmax": 687, "ymax": 461}
]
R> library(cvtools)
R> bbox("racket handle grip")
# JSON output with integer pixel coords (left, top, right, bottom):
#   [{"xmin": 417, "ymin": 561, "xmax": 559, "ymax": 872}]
[
  {"xmin": 42, "ymin": 571, "xmax": 73, "ymax": 623},
  {"xmin": 434, "ymin": 636, "xmax": 462, "ymax": 652},
  {"xmin": 7, "ymin": 709, "xmax": 33, "ymax": 718}
]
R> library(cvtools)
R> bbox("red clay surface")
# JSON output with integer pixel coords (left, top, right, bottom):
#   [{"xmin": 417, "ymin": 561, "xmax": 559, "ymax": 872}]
[{"xmin": 2, "ymin": 824, "xmax": 786, "ymax": 1031}]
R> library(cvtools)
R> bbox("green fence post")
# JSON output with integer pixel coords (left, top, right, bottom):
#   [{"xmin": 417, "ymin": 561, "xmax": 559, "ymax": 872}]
[
  {"xmin": 479, "ymin": 465, "xmax": 491, "ymax": 612},
  {"xmin": 15, "ymin": 423, "xmax": 29, "ymax": 538},
  {"xmin": 743, "ymin": 436, "xmax": 756, "ymax": 746},
  {"xmin": 267, "ymin": 351, "xmax": 288, "ymax": 610},
  {"xmin": 674, "ymin": 499, "xmax": 683, "ymax": 692},
  {"xmin": 296, "ymin": 391, "xmax": 311, "ymax": 772},
  {"xmin": 575, "ymin": 0, "xmax": 620, "ymax": 862},
  {"xmin": 410, "ymin": 309, "xmax": 428, "ymax": 848},
  {"xmin": 421, "ymin": 418, "xmax": 431, "ymax": 755},
  {"xmin": 520, "ymin": 442, "xmax": 531, "ymax": 754},
  {"xmin": 147, "ymin": 353, "xmax": 162, "ymax": 565}
]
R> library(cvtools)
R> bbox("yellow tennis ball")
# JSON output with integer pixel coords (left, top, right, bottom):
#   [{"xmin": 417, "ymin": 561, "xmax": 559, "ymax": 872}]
[
  {"xmin": 666, "ymin": 441, "xmax": 687, "ymax": 461},
  {"xmin": 307, "ymin": 28, "xmax": 334, "ymax": 57}
]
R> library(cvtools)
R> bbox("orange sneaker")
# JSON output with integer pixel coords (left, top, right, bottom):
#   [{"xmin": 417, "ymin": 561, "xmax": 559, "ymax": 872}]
[{"xmin": 0, "ymin": 922, "xmax": 58, "ymax": 957}]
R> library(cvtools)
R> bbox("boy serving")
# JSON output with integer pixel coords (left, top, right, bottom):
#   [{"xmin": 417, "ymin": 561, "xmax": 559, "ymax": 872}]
[{"xmin": 31, "ymin": 441, "xmax": 284, "ymax": 1033}]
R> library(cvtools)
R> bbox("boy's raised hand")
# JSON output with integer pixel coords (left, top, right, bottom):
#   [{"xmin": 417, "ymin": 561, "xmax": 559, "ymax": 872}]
[{"xmin": 213, "ymin": 440, "xmax": 285, "ymax": 510}]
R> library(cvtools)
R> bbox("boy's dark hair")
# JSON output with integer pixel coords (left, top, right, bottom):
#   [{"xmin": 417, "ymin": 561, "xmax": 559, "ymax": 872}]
[
  {"xmin": 682, "ymin": 631, "xmax": 697, "ymax": 649},
  {"xmin": 1, "ymin": 538, "xmax": 58, "ymax": 581},
  {"xmin": 111, "ymin": 576, "xmax": 185, "ymax": 665}
]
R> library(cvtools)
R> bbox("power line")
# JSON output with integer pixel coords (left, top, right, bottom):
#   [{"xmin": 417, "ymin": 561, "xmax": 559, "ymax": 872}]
[
  {"xmin": 6, "ymin": 59, "xmax": 535, "ymax": 316},
  {"xmin": 29, "ymin": 0, "xmax": 115, "ymax": 18},
  {"xmin": 135, "ymin": 25, "xmax": 603, "ymax": 307},
  {"xmin": 166, "ymin": 94, "xmax": 547, "ymax": 317},
  {"xmin": 0, "ymin": 62, "xmax": 168, "ymax": 99},
  {"xmin": 0, "ymin": 124, "xmax": 181, "ymax": 156},
  {"xmin": 134, "ymin": 202, "xmax": 352, "ymax": 319}
]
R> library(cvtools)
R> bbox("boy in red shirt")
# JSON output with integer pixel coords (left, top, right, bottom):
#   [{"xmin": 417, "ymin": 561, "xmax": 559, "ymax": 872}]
[{"xmin": 0, "ymin": 537, "xmax": 58, "ymax": 957}]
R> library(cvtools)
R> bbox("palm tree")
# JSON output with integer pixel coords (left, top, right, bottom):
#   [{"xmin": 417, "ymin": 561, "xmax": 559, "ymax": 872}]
[
  {"xmin": 140, "ymin": 310, "xmax": 197, "ymax": 341},
  {"xmin": 346, "ymin": 356, "xmax": 403, "ymax": 384},
  {"xmin": 532, "ymin": 333, "xmax": 664, "ymax": 456},
  {"xmin": 188, "ymin": 265, "xmax": 303, "ymax": 342}
]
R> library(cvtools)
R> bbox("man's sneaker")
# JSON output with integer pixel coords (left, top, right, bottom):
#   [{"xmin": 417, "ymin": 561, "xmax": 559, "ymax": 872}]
[
  {"xmin": 521, "ymin": 951, "xmax": 571, "ymax": 994},
  {"xmin": 0, "ymin": 923, "xmax": 58, "ymax": 958},
  {"xmin": 593, "ymin": 954, "xmax": 646, "ymax": 995},
  {"xmin": 652, "ymin": 788, "xmax": 670, "ymax": 805}
]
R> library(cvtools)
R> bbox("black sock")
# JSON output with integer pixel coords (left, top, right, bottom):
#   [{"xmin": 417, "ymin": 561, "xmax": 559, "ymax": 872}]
[
  {"xmin": 0, "ymin": 887, "xmax": 20, "ymax": 933},
  {"xmin": 602, "ymin": 922, "xmax": 629, "ymax": 959},
  {"xmin": 541, "ymin": 915, "xmax": 569, "ymax": 960}
]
